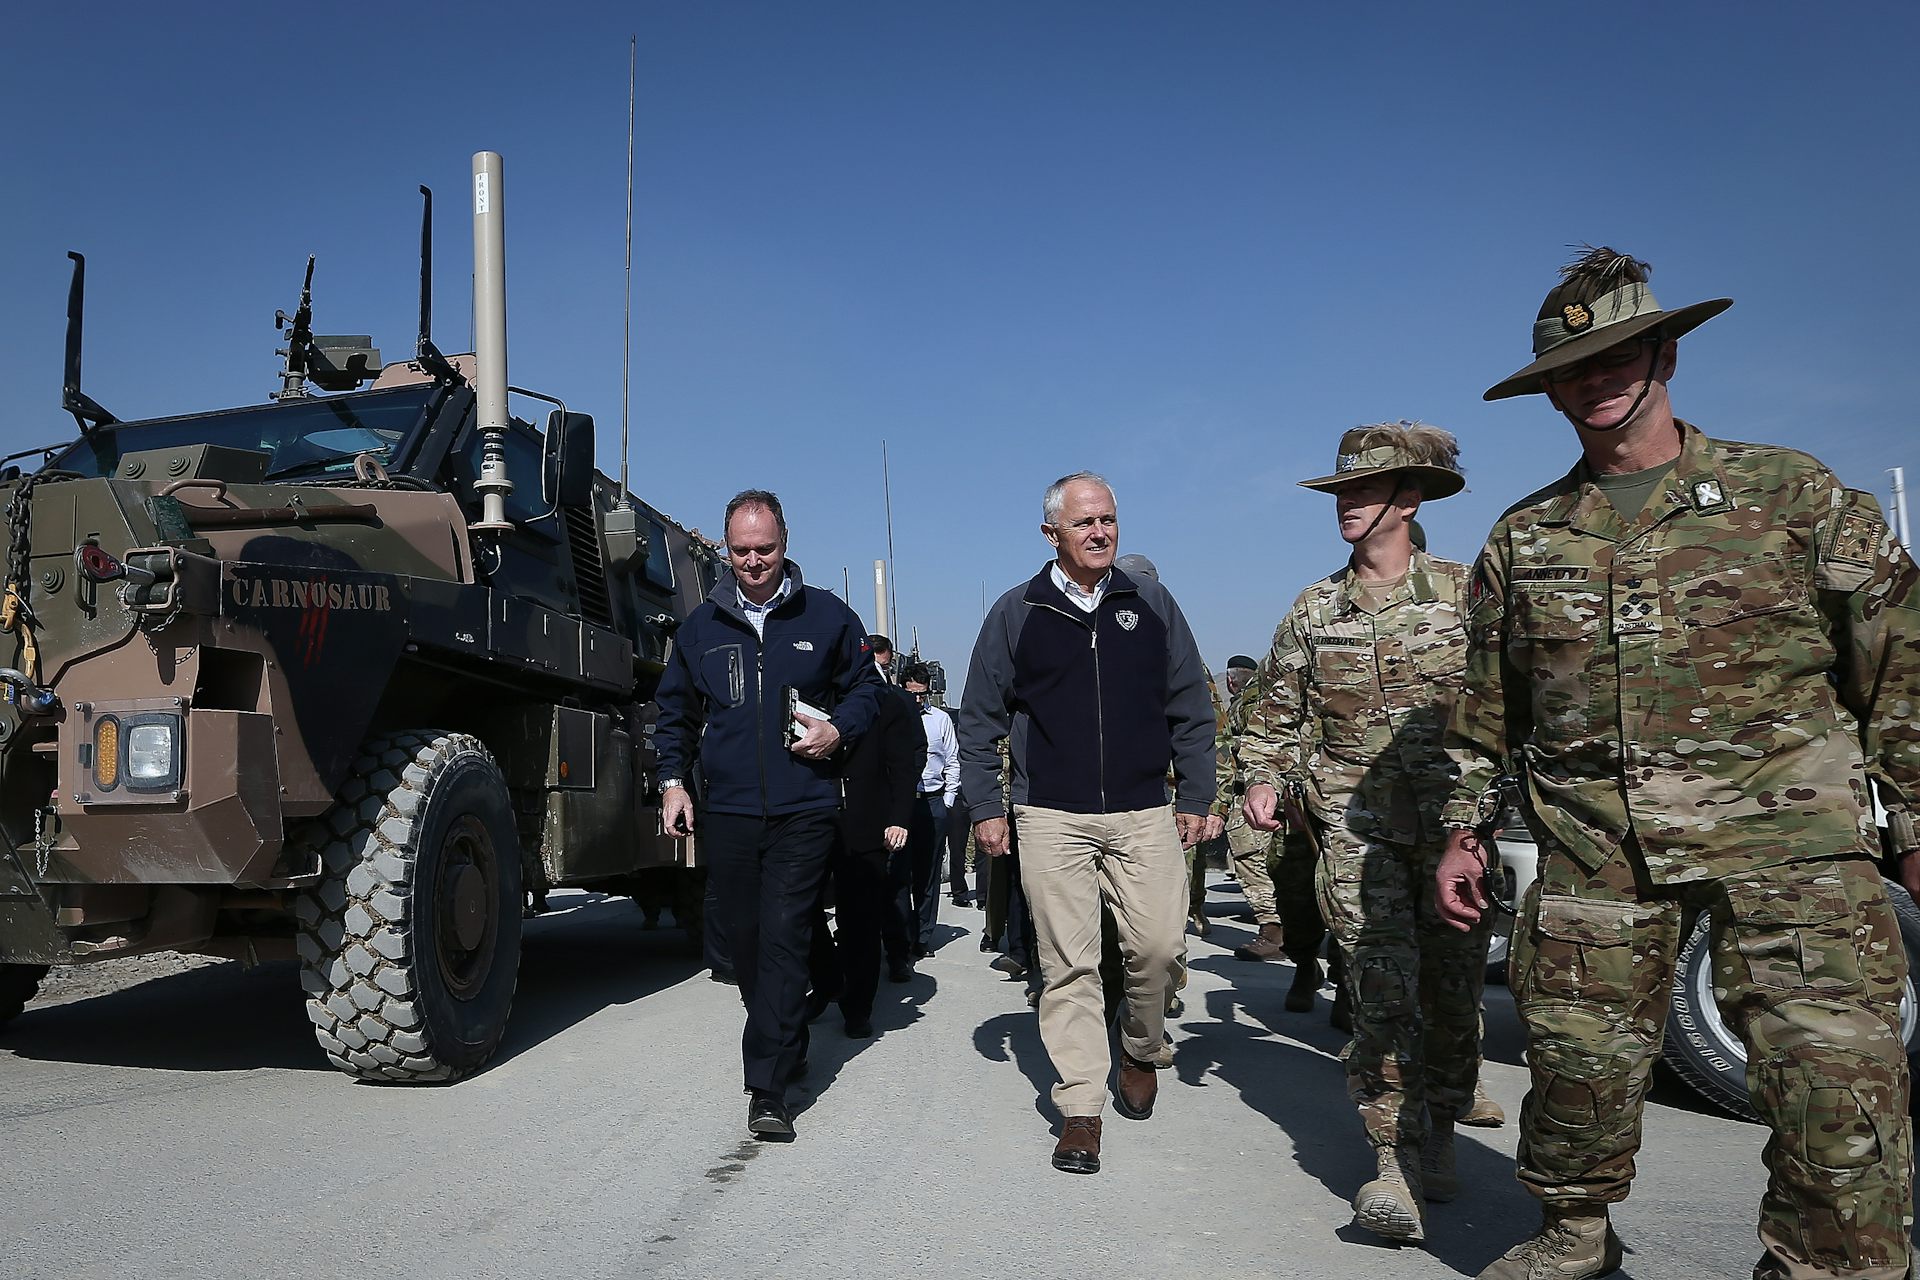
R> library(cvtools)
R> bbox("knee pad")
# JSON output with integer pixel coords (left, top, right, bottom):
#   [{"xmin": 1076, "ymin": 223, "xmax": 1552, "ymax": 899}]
[{"xmin": 1524, "ymin": 1008, "xmax": 1657, "ymax": 1132}]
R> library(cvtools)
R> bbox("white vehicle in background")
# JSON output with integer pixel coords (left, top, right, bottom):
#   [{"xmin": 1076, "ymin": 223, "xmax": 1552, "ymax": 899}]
[{"xmin": 1483, "ymin": 816, "xmax": 1920, "ymax": 1122}]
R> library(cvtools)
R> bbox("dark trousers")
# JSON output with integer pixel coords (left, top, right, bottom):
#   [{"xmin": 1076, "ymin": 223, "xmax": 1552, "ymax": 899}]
[
  {"xmin": 829, "ymin": 841, "xmax": 904, "ymax": 1023},
  {"xmin": 703, "ymin": 869, "xmax": 731, "ymax": 975},
  {"xmin": 908, "ymin": 795, "xmax": 948, "ymax": 948},
  {"xmin": 703, "ymin": 808, "xmax": 837, "ymax": 1096},
  {"xmin": 945, "ymin": 802, "xmax": 971, "ymax": 900},
  {"xmin": 984, "ymin": 825, "xmax": 1036, "ymax": 969},
  {"xmin": 1274, "ymin": 829, "xmax": 1328, "ymax": 964}
]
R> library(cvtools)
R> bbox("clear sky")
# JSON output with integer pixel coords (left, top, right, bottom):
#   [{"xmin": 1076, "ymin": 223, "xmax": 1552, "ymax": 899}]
[{"xmin": 5, "ymin": 2, "xmax": 1916, "ymax": 689}]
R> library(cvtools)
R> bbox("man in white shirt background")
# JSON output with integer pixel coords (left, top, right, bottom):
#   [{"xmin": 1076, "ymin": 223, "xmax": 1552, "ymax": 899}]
[{"xmin": 900, "ymin": 662, "xmax": 961, "ymax": 967}]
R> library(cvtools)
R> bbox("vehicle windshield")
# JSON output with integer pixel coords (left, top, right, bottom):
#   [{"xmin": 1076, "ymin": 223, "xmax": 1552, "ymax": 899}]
[{"xmin": 49, "ymin": 387, "xmax": 436, "ymax": 481}]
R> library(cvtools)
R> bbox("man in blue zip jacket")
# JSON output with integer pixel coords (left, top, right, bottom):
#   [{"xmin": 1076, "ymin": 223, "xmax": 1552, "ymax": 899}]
[
  {"xmin": 958, "ymin": 471, "xmax": 1216, "ymax": 1175},
  {"xmin": 656, "ymin": 489, "xmax": 885, "ymax": 1141}
]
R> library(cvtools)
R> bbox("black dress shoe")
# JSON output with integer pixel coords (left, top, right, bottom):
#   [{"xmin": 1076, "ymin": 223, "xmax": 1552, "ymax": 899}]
[
  {"xmin": 709, "ymin": 967, "xmax": 738, "ymax": 985},
  {"xmin": 804, "ymin": 987, "xmax": 836, "ymax": 1023},
  {"xmin": 747, "ymin": 1090, "xmax": 794, "ymax": 1141},
  {"xmin": 845, "ymin": 1018, "xmax": 873, "ymax": 1038},
  {"xmin": 887, "ymin": 960, "xmax": 913, "ymax": 983},
  {"xmin": 913, "ymin": 943, "xmax": 932, "ymax": 960}
]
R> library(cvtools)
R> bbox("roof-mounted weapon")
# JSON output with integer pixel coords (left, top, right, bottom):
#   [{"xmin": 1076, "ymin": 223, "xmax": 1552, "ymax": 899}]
[{"xmin": 272, "ymin": 256, "xmax": 382, "ymax": 400}]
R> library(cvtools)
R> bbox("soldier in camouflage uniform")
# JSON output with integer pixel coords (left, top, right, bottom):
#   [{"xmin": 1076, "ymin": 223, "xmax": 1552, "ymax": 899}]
[
  {"xmin": 1236, "ymin": 422, "xmax": 1492, "ymax": 1243},
  {"xmin": 1212, "ymin": 655, "xmax": 1291, "ymax": 963},
  {"xmin": 1435, "ymin": 246, "xmax": 1919, "ymax": 1280}
]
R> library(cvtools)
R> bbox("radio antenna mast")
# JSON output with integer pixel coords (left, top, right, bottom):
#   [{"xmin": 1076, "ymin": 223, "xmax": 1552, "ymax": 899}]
[
  {"xmin": 616, "ymin": 33, "xmax": 636, "ymax": 509},
  {"xmin": 883, "ymin": 439, "xmax": 900, "ymax": 640}
]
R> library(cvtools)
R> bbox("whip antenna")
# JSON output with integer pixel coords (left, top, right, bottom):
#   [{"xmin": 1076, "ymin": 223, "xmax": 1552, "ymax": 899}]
[{"xmin": 617, "ymin": 33, "xmax": 636, "ymax": 509}]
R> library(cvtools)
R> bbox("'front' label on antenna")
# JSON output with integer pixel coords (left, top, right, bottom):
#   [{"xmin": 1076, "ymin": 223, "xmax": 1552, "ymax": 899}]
[{"xmin": 475, "ymin": 172, "xmax": 491, "ymax": 216}]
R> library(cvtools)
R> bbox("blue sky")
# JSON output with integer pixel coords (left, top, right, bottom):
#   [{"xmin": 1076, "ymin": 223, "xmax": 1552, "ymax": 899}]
[{"xmin": 5, "ymin": 3, "xmax": 1916, "ymax": 687}]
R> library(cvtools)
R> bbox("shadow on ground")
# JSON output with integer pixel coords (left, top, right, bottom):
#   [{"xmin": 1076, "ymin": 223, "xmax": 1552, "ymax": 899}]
[{"xmin": 0, "ymin": 893, "xmax": 706, "ymax": 1078}]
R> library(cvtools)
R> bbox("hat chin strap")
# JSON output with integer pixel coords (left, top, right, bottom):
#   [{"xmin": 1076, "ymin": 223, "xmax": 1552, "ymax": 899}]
[
  {"xmin": 1350, "ymin": 472, "xmax": 1406, "ymax": 545},
  {"xmin": 1555, "ymin": 340, "xmax": 1659, "ymax": 434}
]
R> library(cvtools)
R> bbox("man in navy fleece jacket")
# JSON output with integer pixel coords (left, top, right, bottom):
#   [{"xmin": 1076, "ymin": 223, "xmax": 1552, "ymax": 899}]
[
  {"xmin": 958, "ymin": 472, "xmax": 1215, "ymax": 1176},
  {"xmin": 656, "ymin": 489, "xmax": 884, "ymax": 1142}
]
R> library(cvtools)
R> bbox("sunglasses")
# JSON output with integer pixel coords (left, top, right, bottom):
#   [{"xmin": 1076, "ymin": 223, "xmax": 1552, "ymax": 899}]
[{"xmin": 1544, "ymin": 337, "xmax": 1657, "ymax": 386}]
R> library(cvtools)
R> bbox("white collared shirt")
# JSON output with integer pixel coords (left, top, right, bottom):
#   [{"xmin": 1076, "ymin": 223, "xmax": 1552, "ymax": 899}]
[
  {"xmin": 917, "ymin": 703, "xmax": 960, "ymax": 804},
  {"xmin": 737, "ymin": 572, "xmax": 794, "ymax": 639},
  {"xmin": 1049, "ymin": 561, "xmax": 1111, "ymax": 613}
]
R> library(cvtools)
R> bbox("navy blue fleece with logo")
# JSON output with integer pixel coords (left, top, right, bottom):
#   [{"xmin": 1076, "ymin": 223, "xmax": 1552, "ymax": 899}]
[{"xmin": 654, "ymin": 562, "xmax": 885, "ymax": 817}]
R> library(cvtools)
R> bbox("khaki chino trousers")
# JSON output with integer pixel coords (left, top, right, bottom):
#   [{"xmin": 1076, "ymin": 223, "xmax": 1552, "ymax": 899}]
[{"xmin": 1015, "ymin": 803, "xmax": 1188, "ymax": 1117}]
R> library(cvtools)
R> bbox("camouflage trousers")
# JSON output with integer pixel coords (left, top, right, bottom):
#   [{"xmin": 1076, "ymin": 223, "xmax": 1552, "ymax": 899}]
[
  {"xmin": 1226, "ymin": 819, "xmax": 1280, "ymax": 925},
  {"xmin": 1513, "ymin": 841, "xmax": 1912, "ymax": 1279},
  {"xmin": 1314, "ymin": 820, "xmax": 1492, "ymax": 1147}
]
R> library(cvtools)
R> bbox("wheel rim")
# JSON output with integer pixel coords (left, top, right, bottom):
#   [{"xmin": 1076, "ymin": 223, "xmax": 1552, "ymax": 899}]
[{"xmin": 435, "ymin": 814, "xmax": 500, "ymax": 1000}]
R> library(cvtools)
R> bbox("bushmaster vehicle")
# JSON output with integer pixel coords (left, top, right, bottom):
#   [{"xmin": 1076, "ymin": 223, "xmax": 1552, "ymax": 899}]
[{"xmin": 0, "ymin": 153, "xmax": 718, "ymax": 1081}]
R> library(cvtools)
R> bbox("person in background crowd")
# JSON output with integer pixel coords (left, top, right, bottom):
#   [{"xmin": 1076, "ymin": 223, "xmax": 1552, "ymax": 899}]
[
  {"xmin": 655, "ymin": 489, "xmax": 886, "ymax": 1143},
  {"xmin": 1437, "ymin": 245, "xmax": 1918, "ymax": 1280},
  {"xmin": 902, "ymin": 663, "xmax": 961, "ymax": 962},
  {"xmin": 1214, "ymin": 654, "xmax": 1287, "ymax": 963},
  {"xmin": 826, "ymin": 643, "xmax": 924, "ymax": 1036},
  {"xmin": 960, "ymin": 472, "xmax": 1214, "ymax": 1176}
]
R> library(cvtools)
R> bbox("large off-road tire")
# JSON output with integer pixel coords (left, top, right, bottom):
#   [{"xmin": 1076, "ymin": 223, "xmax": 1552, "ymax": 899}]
[
  {"xmin": 294, "ymin": 731, "xmax": 523, "ymax": 1083},
  {"xmin": 1662, "ymin": 878, "xmax": 1920, "ymax": 1122},
  {"xmin": 0, "ymin": 964, "xmax": 47, "ymax": 1027}
]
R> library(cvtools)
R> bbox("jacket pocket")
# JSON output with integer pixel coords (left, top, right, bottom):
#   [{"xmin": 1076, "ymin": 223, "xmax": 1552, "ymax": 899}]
[
  {"xmin": 1510, "ymin": 584, "xmax": 1602, "ymax": 739},
  {"xmin": 1672, "ymin": 557, "xmax": 1826, "ymax": 730},
  {"xmin": 699, "ymin": 643, "xmax": 747, "ymax": 708}
]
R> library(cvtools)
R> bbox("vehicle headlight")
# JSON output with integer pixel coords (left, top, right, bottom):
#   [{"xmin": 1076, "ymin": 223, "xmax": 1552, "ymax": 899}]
[
  {"xmin": 117, "ymin": 714, "xmax": 183, "ymax": 792},
  {"xmin": 127, "ymin": 722, "xmax": 176, "ymax": 781}
]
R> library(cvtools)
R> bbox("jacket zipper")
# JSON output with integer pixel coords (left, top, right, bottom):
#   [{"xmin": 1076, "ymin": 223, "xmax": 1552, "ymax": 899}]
[
  {"xmin": 755, "ymin": 643, "xmax": 768, "ymax": 815},
  {"xmin": 1090, "ymin": 615, "xmax": 1106, "ymax": 810}
]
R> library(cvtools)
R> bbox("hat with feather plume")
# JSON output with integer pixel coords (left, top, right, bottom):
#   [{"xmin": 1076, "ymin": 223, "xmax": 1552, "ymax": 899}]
[
  {"xmin": 1298, "ymin": 421, "xmax": 1464, "ymax": 500},
  {"xmin": 1483, "ymin": 245, "xmax": 1731, "ymax": 401}
]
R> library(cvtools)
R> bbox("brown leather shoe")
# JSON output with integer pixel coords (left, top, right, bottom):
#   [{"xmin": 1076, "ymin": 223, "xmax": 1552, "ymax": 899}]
[
  {"xmin": 1234, "ymin": 922, "xmax": 1286, "ymax": 961},
  {"xmin": 1051, "ymin": 1116, "xmax": 1102, "ymax": 1174},
  {"xmin": 1115, "ymin": 1051, "xmax": 1159, "ymax": 1119}
]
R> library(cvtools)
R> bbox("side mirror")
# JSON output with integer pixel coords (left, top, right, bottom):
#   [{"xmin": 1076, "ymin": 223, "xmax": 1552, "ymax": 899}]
[{"xmin": 547, "ymin": 410, "xmax": 596, "ymax": 508}]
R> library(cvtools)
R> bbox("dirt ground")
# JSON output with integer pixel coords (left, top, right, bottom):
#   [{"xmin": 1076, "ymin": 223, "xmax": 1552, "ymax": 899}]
[{"xmin": 32, "ymin": 951, "xmax": 230, "ymax": 1007}]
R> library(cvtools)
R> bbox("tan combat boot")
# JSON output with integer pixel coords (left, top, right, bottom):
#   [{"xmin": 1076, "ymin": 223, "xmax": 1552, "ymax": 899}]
[
  {"xmin": 1353, "ymin": 1143, "xmax": 1425, "ymax": 1242},
  {"xmin": 1460, "ymin": 1078, "xmax": 1507, "ymax": 1127},
  {"xmin": 1421, "ymin": 1117, "xmax": 1459, "ymax": 1202},
  {"xmin": 1477, "ymin": 1207, "xmax": 1622, "ymax": 1280}
]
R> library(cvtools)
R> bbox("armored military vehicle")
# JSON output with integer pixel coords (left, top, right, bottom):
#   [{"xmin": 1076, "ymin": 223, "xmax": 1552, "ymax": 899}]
[{"xmin": 0, "ymin": 153, "xmax": 719, "ymax": 1082}]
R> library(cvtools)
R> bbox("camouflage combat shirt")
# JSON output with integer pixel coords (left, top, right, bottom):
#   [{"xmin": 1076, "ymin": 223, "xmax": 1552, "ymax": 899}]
[
  {"xmin": 1234, "ymin": 549, "xmax": 1470, "ymax": 845},
  {"xmin": 1443, "ymin": 421, "xmax": 1920, "ymax": 884}
]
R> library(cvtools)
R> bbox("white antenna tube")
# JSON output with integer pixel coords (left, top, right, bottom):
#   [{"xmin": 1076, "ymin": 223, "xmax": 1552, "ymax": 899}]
[
  {"xmin": 873, "ymin": 560, "xmax": 889, "ymax": 639},
  {"xmin": 1893, "ymin": 466, "xmax": 1911, "ymax": 551},
  {"xmin": 471, "ymin": 151, "xmax": 514, "ymax": 532}
]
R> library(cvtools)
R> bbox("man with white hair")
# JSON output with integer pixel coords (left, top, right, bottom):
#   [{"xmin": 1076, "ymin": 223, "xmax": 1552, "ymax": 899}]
[{"xmin": 958, "ymin": 472, "xmax": 1215, "ymax": 1175}]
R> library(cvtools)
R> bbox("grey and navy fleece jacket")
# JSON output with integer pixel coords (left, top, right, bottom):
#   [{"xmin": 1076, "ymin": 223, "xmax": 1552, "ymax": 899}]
[{"xmin": 957, "ymin": 563, "xmax": 1216, "ymax": 821}]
